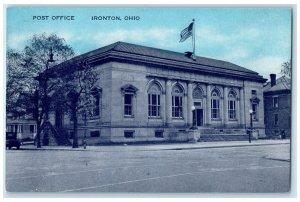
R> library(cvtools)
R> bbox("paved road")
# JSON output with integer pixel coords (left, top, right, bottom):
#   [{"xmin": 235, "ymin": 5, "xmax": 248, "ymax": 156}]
[{"xmin": 5, "ymin": 143, "xmax": 290, "ymax": 193}]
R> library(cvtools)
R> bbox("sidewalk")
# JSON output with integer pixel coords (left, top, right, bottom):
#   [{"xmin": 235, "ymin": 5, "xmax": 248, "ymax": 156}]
[{"xmin": 20, "ymin": 139, "xmax": 290, "ymax": 153}]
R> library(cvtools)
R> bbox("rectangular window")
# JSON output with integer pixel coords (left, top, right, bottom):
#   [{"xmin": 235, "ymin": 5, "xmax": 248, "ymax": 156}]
[
  {"xmin": 30, "ymin": 125, "xmax": 35, "ymax": 133},
  {"xmin": 19, "ymin": 125, "xmax": 24, "ymax": 133},
  {"xmin": 90, "ymin": 131, "xmax": 100, "ymax": 137},
  {"xmin": 251, "ymin": 90, "xmax": 257, "ymax": 97},
  {"xmin": 124, "ymin": 130, "xmax": 135, "ymax": 138},
  {"xmin": 124, "ymin": 93, "xmax": 133, "ymax": 116},
  {"xmin": 274, "ymin": 114, "xmax": 279, "ymax": 126},
  {"xmin": 7, "ymin": 125, "xmax": 13, "ymax": 132},
  {"xmin": 252, "ymin": 103, "xmax": 258, "ymax": 120},
  {"xmin": 148, "ymin": 94, "xmax": 160, "ymax": 117},
  {"xmin": 194, "ymin": 102, "xmax": 202, "ymax": 107},
  {"xmin": 228, "ymin": 100, "xmax": 236, "ymax": 119},
  {"xmin": 211, "ymin": 99, "xmax": 220, "ymax": 119},
  {"xmin": 273, "ymin": 97, "xmax": 278, "ymax": 108},
  {"xmin": 172, "ymin": 96, "xmax": 183, "ymax": 118},
  {"xmin": 155, "ymin": 130, "xmax": 164, "ymax": 138},
  {"xmin": 92, "ymin": 94, "xmax": 100, "ymax": 116}
]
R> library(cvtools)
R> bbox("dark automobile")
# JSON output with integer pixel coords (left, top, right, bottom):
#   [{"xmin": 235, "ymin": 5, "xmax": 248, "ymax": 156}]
[{"xmin": 6, "ymin": 132, "xmax": 21, "ymax": 150}]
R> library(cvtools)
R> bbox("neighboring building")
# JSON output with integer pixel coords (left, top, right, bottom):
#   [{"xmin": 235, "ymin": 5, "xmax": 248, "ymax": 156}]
[
  {"xmin": 6, "ymin": 113, "xmax": 37, "ymax": 141},
  {"xmin": 263, "ymin": 74, "xmax": 291, "ymax": 138},
  {"xmin": 45, "ymin": 41, "xmax": 266, "ymax": 144}
]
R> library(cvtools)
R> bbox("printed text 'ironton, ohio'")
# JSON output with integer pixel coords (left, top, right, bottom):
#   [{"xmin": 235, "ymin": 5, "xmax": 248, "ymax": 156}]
[{"xmin": 91, "ymin": 16, "xmax": 140, "ymax": 21}]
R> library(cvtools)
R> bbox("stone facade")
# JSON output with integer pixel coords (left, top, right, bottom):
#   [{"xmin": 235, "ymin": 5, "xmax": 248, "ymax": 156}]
[{"xmin": 47, "ymin": 41, "xmax": 266, "ymax": 144}]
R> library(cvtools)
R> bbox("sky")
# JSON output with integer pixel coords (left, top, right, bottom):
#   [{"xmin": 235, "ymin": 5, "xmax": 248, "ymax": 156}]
[{"xmin": 6, "ymin": 7, "xmax": 292, "ymax": 79}]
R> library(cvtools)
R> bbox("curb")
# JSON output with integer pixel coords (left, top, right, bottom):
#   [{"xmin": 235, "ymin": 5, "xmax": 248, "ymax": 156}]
[
  {"xmin": 164, "ymin": 142, "xmax": 290, "ymax": 151},
  {"xmin": 17, "ymin": 141, "xmax": 290, "ymax": 152}
]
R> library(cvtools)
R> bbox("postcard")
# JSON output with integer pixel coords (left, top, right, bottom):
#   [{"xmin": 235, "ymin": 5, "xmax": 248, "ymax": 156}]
[{"xmin": 5, "ymin": 6, "xmax": 292, "ymax": 194}]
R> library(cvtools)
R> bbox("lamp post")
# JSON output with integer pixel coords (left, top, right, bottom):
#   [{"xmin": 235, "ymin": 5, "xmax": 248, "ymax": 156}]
[
  {"xmin": 191, "ymin": 105, "xmax": 196, "ymax": 128},
  {"xmin": 249, "ymin": 109, "xmax": 253, "ymax": 143}
]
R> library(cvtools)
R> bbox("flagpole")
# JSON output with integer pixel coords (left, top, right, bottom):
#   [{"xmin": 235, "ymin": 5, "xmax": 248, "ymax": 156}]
[{"xmin": 192, "ymin": 19, "xmax": 196, "ymax": 60}]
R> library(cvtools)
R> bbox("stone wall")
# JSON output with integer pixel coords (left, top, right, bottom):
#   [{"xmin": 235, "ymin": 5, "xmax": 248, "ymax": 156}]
[
  {"xmin": 244, "ymin": 80, "xmax": 265, "ymax": 131},
  {"xmin": 57, "ymin": 60, "xmax": 266, "ymax": 143}
]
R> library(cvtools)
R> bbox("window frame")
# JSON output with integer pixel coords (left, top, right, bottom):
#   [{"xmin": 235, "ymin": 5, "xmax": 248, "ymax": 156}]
[
  {"xmin": 148, "ymin": 93, "xmax": 161, "ymax": 117},
  {"xmin": 148, "ymin": 84, "xmax": 161, "ymax": 118},
  {"xmin": 124, "ymin": 93, "xmax": 134, "ymax": 117},
  {"xmin": 172, "ymin": 95, "xmax": 183, "ymax": 118},
  {"xmin": 124, "ymin": 130, "xmax": 135, "ymax": 138},
  {"xmin": 91, "ymin": 90, "xmax": 101, "ymax": 117},
  {"xmin": 228, "ymin": 100, "xmax": 236, "ymax": 120},
  {"xmin": 172, "ymin": 85, "xmax": 184, "ymax": 118},
  {"xmin": 19, "ymin": 125, "xmax": 24, "ymax": 133},
  {"xmin": 211, "ymin": 91, "xmax": 220, "ymax": 119},
  {"xmin": 273, "ymin": 96, "xmax": 279, "ymax": 108},
  {"xmin": 155, "ymin": 130, "xmax": 164, "ymax": 138},
  {"xmin": 251, "ymin": 90, "xmax": 257, "ymax": 97},
  {"xmin": 228, "ymin": 91, "xmax": 237, "ymax": 120},
  {"xmin": 29, "ymin": 125, "xmax": 35, "ymax": 133},
  {"xmin": 90, "ymin": 130, "xmax": 100, "ymax": 137},
  {"xmin": 121, "ymin": 85, "xmax": 138, "ymax": 118}
]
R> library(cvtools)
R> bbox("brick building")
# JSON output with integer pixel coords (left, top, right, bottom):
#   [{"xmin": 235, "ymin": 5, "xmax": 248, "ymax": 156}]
[
  {"xmin": 47, "ymin": 41, "xmax": 267, "ymax": 144},
  {"xmin": 263, "ymin": 74, "xmax": 291, "ymax": 138}
]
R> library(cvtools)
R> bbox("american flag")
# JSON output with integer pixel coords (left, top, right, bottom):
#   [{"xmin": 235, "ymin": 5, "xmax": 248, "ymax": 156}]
[{"xmin": 179, "ymin": 22, "xmax": 194, "ymax": 42}]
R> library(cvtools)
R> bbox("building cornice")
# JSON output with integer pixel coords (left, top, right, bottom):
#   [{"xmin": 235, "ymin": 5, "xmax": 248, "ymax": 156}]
[
  {"xmin": 86, "ymin": 50, "xmax": 266, "ymax": 83},
  {"xmin": 146, "ymin": 74, "xmax": 243, "ymax": 88},
  {"xmin": 47, "ymin": 42, "xmax": 267, "ymax": 83}
]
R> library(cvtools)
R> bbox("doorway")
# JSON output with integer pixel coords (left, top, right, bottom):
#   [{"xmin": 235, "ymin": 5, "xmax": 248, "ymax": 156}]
[{"xmin": 193, "ymin": 109, "xmax": 203, "ymax": 127}]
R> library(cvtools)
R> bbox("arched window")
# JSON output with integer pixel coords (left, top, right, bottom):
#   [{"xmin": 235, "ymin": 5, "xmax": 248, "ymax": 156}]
[
  {"xmin": 148, "ymin": 83, "xmax": 161, "ymax": 117},
  {"xmin": 228, "ymin": 90, "xmax": 237, "ymax": 120},
  {"xmin": 211, "ymin": 89, "xmax": 220, "ymax": 119},
  {"xmin": 193, "ymin": 87, "xmax": 203, "ymax": 108},
  {"xmin": 193, "ymin": 87, "xmax": 203, "ymax": 99},
  {"xmin": 172, "ymin": 84, "xmax": 184, "ymax": 118}
]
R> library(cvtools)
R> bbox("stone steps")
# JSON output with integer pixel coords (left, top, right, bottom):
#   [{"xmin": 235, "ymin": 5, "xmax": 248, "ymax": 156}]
[
  {"xmin": 198, "ymin": 128, "xmax": 248, "ymax": 142},
  {"xmin": 199, "ymin": 128, "xmax": 246, "ymax": 135},
  {"xmin": 199, "ymin": 134, "xmax": 249, "ymax": 142}
]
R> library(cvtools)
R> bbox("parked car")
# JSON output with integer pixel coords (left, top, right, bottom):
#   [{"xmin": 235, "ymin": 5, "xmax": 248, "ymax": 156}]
[{"xmin": 6, "ymin": 132, "xmax": 21, "ymax": 150}]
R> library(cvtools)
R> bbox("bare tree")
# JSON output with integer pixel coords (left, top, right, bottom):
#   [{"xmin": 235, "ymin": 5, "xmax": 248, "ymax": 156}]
[
  {"xmin": 6, "ymin": 33, "xmax": 75, "ymax": 148},
  {"xmin": 280, "ymin": 60, "xmax": 291, "ymax": 78},
  {"xmin": 58, "ymin": 62, "xmax": 99, "ymax": 148},
  {"xmin": 6, "ymin": 50, "xmax": 30, "ymax": 117}
]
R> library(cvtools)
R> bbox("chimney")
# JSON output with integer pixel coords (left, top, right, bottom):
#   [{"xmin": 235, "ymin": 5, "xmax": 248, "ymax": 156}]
[{"xmin": 270, "ymin": 74, "xmax": 276, "ymax": 87}]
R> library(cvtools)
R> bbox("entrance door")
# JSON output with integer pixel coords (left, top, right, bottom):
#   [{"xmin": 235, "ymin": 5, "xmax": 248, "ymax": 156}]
[{"xmin": 193, "ymin": 109, "xmax": 203, "ymax": 127}]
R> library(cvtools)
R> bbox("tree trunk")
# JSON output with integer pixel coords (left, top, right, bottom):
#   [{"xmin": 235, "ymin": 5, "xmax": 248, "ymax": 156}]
[
  {"xmin": 72, "ymin": 109, "xmax": 78, "ymax": 148},
  {"xmin": 33, "ymin": 90, "xmax": 42, "ymax": 148},
  {"xmin": 36, "ymin": 120, "xmax": 41, "ymax": 148}
]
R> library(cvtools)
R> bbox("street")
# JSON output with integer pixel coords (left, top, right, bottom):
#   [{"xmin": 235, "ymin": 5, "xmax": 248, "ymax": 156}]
[{"xmin": 5, "ymin": 143, "xmax": 290, "ymax": 193}]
